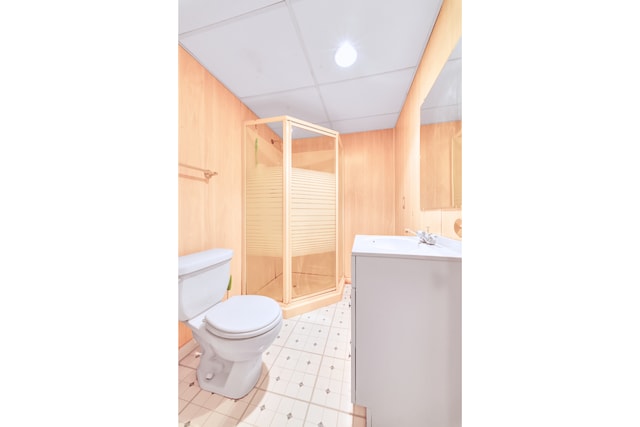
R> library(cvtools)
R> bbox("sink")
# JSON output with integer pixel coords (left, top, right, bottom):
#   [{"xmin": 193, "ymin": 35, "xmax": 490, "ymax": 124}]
[
  {"xmin": 368, "ymin": 236, "xmax": 424, "ymax": 251},
  {"xmin": 353, "ymin": 234, "xmax": 461, "ymax": 260}
]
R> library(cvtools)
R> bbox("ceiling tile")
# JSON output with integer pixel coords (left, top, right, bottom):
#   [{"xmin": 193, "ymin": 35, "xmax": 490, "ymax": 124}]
[
  {"xmin": 421, "ymin": 37, "xmax": 462, "ymax": 124},
  {"xmin": 241, "ymin": 87, "xmax": 329, "ymax": 124},
  {"xmin": 421, "ymin": 104, "xmax": 461, "ymax": 125},
  {"xmin": 179, "ymin": 3, "xmax": 315, "ymax": 98},
  {"xmin": 331, "ymin": 113, "xmax": 399, "ymax": 135},
  {"xmin": 179, "ymin": 0, "xmax": 281, "ymax": 35},
  {"xmin": 422, "ymin": 57, "xmax": 461, "ymax": 109},
  {"xmin": 319, "ymin": 68, "xmax": 416, "ymax": 121}
]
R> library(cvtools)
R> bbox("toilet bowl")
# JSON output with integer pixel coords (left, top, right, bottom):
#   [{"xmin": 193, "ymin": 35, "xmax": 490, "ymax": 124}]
[{"xmin": 179, "ymin": 248, "xmax": 282, "ymax": 399}]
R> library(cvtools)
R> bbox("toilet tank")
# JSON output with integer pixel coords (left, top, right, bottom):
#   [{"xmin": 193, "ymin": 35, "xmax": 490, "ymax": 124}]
[{"xmin": 178, "ymin": 248, "xmax": 233, "ymax": 321}]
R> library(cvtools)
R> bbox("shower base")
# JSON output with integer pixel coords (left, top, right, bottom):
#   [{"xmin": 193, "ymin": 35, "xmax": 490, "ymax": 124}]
[{"xmin": 251, "ymin": 273, "xmax": 345, "ymax": 319}]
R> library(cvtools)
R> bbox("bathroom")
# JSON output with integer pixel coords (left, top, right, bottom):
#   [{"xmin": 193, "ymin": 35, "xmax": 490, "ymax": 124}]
[
  {"xmin": 5, "ymin": 0, "xmax": 639, "ymax": 426},
  {"xmin": 178, "ymin": 0, "xmax": 461, "ymax": 425}
]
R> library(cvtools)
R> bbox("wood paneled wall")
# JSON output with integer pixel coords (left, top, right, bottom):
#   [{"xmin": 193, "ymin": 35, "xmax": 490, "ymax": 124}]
[
  {"xmin": 342, "ymin": 129, "xmax": 396, "ymax": 278},
  {"xmin": 420, "ymin": 121, "xmax": 462, "ymax": 210},
  {"xmin": 394, "ymin": 0, "xmax": 462, "ymax": 239},
  {"xmin": 178, "ymin": 45, "xmax": 259, "ymax": 347}
]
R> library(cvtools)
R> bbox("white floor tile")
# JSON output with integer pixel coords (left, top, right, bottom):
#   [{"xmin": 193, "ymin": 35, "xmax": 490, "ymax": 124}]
[
  {"xmin": 179, "ymin": 347, "xmax": 202, "ymax": 369},
  {"xmin": 202, "ymin": 411, "xmax": 241, "ymax": 427},
  {"xmin": 318, "ymin": 356, "xmax": 349, "ymax": 383},
  {"xmin": 273, "ymin": 317, "xmax": 299, "ymax": 347},
  {"xmin": 282, "ymin": 371, "xmax": 317, "ymax": 401},
  {"xmin": 285, "ymin": 322, "xmax": 330, "ymax": 355},
  {"xmin": 179, "ymin": 365, "xmax": 195, "ymax": 382},
  {"xmin": 262, "ymin": 344, "xmax": 283, "ymax": 369},
  {"xmin": 191, "ymin": 389, "xmax": 224, "ymax": 410},
  {"xmin": 240, "ymin": 400, "xmax": 278, "ymax": 426},
  {"xmin": 260, "ymin": 365, "xmax": 295, "ymax": 395},
  {"xmin": 178, "ymin": 398, "xmax": 189, "ymax": 413},
  {"xmin": 324, "ymin": 328, "xmax": 351, "ymax": 360},
  {"xmin": 213, "ymin": 396, "xmax": 250, "ymax": 419},
  {"xmin": 244, "ymin": 389, "xmax": 309, "ymax": 426},
  {"xmin": 272, "ymin": 348, "xmax": 322, "ymax": 374},
  {"xmin": 304, "ymin": 404, "xmax": 339, "ymax": 427},
  {"xmin": 311, "ymin": 375, "xmax": 349, "ymax": 411},
  {"xmin": 299, "ymin": 305, "xmax": 336, "ymax": 326},
  {"xmin": 332, "ymin": 307, "xmax": 351, "ymax": 329},
  {"xmin": 178, "ymin": 402, "xmax": 212, "ymax": 426},
  {"xmin": 178, "ymin": 374, "xmax": 201, "ymax": 402}
]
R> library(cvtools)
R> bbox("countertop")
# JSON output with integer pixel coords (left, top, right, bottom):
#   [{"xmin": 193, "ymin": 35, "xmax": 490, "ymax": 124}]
[{"xmin": 351, "ymin": 234, "xmax": 462, "ymax": 261}]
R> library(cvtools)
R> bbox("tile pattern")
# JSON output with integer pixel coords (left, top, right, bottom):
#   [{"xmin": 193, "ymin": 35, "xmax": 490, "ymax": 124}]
[{"xmin": 178, "ymin": 285, "xmax": 366, "ymax": 426}]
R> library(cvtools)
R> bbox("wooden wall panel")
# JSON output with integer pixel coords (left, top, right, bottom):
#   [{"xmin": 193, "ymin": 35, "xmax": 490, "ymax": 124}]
[
  {"xmin": 178, "ymin": 45, "xmax": 259, "ymax": 348},
  {"xmin": 420, "ymin": 121, "xmax": 462, "ymax": 210},
  {"xmin": 342, "ymin": 129, "xmax": 395, "ymax": 278}
]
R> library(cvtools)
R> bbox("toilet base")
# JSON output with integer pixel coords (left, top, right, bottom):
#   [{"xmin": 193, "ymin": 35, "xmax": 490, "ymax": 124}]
[
  {"xmin": 195, "ymin": 349, "xmax": 263, "ymax": 399},
  {"xmin": 182, "ymin": 309, "xmax": 282, "ymax": 400}
]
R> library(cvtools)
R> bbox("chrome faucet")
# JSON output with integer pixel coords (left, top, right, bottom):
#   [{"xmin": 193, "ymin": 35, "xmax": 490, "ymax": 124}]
[{"xmin": 404, "ymin": 228, "xmax": 437, "ymax": 245}]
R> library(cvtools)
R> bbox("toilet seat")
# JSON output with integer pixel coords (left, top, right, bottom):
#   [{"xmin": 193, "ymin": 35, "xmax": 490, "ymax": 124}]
[{"xmin": 205, "ymin": 295, "xmax": 282, "ymax": 339}]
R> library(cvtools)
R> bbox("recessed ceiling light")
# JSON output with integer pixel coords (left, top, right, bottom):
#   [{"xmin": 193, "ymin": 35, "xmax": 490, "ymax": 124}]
[{"xmin": 334, "ymin": 41, "xmax": 357, "ymax": 68}]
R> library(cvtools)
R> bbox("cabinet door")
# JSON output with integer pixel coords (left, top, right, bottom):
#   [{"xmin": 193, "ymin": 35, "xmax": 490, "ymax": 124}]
[{"xmin": 352, "ymin": 254, "xmax": 461, "ymax": 426}]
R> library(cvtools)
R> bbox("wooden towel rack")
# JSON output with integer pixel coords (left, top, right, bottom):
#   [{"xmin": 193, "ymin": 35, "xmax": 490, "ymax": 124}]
[{"xmin": 179, "ymin": 163, "xmax": 217, "ymax": 183}]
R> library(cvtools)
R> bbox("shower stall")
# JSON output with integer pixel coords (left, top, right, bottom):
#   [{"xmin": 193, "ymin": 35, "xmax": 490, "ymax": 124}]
[{"xmin": 243, "ymin": 116, "xmax": 344, "ymax": 318}]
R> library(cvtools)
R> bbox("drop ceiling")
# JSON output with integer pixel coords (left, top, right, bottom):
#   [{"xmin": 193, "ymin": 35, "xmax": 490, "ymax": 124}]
[{"xmin": 179, "ymin": 0, "xmax": 461, "ymax": 135}]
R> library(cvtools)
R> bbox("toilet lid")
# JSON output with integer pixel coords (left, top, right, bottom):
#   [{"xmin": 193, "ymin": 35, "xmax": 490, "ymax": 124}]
[{"xmin": 205, "ymin": 295, "xmax": 282, "ymax": 339}]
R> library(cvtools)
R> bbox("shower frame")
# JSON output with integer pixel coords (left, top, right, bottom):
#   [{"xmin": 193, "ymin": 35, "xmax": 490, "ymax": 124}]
[{"xmin": 242, "ymin": 116, "xmax": 345, "ymax": 318}]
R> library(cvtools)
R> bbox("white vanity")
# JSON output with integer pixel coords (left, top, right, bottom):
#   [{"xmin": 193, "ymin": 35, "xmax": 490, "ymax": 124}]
[{"xmin": 351, "ymin": 234, "xmax": 461, "ymax": 427}]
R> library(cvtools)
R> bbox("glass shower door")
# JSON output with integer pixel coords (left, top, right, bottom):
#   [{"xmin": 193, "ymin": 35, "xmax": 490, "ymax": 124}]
[
  {"xmin": 289, "ymin": 123, "xmax": 337, "ymax": 300},
  {"xmin": 244, "ymin": 121, "xmax": 284, "ymax": 302}
]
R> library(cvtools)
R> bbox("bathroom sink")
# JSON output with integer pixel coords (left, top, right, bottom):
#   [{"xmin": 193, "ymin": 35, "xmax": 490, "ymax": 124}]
[
  {"xmin": 368, "ymin": 236, "xmax": 424, "ymax": 251},
  {"xmin": 353, "ymin": 235, "xmax": 461, "ymax": 260}
]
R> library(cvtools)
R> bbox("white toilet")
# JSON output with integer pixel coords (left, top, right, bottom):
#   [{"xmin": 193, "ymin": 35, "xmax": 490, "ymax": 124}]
[{"xmin": 178, "ymin": 248, "xmax": 282, "ymax": 399}]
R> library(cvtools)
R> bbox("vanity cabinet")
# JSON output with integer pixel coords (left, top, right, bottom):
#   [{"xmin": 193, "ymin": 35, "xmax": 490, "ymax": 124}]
[{"xmin": 351, "ymin": 235, "xmax": 461, "ymax": 427}]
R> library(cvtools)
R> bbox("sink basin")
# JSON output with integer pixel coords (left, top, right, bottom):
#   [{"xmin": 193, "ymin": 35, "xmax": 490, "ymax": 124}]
[
  {"xmin": 368, "ymin": 236, "xmax": 424, "ymax": 251},
  {"xmin": 353, "ymin": 234, "xmax": 462, "ymax": 260}
]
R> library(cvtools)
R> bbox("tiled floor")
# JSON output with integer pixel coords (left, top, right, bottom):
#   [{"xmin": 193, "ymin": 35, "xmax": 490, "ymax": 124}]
[{"xmin": 178, "ymin": 284, "xmax": 366, "ymax": 427}]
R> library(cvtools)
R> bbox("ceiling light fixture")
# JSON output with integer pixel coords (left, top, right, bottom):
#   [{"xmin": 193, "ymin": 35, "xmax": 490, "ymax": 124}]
[{"xmin": 334, "ymin": 41, "xmax": 357, "ymax": 68}]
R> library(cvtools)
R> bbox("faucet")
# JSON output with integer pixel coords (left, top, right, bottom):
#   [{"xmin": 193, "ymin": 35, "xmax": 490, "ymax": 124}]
[{"xmin": 404, "ymin": 227, "xmax": 437, "ymax": 245}]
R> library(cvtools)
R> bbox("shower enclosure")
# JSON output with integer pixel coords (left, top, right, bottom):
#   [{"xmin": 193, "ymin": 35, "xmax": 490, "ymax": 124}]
[{"xmin": 243, "ymin": 116, "xmax": 344, "ymax": 318}]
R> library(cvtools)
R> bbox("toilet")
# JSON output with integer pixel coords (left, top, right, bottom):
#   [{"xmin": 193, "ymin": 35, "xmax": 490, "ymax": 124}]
[{"xmin": 178, "ymin": 248, "xmax": 282, "ymax": 399}]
